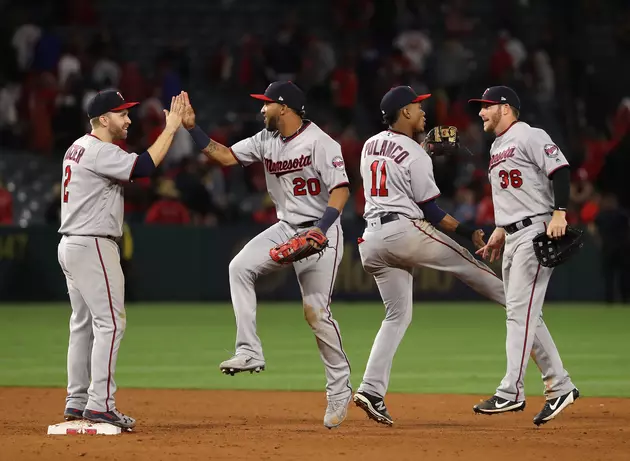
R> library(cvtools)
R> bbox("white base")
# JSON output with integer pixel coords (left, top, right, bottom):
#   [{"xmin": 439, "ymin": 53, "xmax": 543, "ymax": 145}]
[{"xmin": 47, "ymin": 420, "xmax": 130, "ymax": 435}]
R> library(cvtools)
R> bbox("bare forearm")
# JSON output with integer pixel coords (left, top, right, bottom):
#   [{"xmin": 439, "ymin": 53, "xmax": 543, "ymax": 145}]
[
  {"xmin": 202, "ymin": 140, "xmax": 238, "ymax": 166},
  {"xmin": 328, "ymin": 186, "xmax": 350, "ymax": 212},
  {"xmin": 147, "ymin": 127, "xmax": 178, "ymax": 167},
  {"xmin": 437, "ymin": 214, "xmax": 459, "ymax": 233},
  {"xmin": 439, "ymin": 214, "xmax": 478, "ymax": 242},
  {"xmin": 492, "ymin": 227, "xmax": 506, "ymax": 240},
  {"xmin": 186, "ymin": 123, "xmax": 238, "ymax": 166}
]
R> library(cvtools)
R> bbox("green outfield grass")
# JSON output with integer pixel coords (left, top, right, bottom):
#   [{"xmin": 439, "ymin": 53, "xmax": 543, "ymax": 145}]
[{"xmin": 0, "ymin": 302, "xmax": 628, "ymax": 397}]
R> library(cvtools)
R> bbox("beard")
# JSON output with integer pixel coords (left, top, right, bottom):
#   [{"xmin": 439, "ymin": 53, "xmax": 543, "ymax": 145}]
[
  {"xmin": 264, "ymin": 114, "xmax": 279, "ymax": 132},
  {"xmin": 484, "ymin": 110, "xmax": 502, "ymax": 133},
  {"xmin": 109, "ymin": 124, "xmax": 128, "ymax": 140}
]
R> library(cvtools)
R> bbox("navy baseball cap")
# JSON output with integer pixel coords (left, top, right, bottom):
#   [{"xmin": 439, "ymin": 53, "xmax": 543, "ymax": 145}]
[
  {"xmin": 250, "ymin": 81, "xmax": 306, "ymax": 112},
  {"xmin": 380, "ymin": 86, "xmax": 431, "ymax": 119},
  {"xmin": 86, "ymin": 89, "xmax": 139, "ymax": 118},
  {"xmin": 468, "ymin": 86, "xmax": 521, "ymax": 110}
]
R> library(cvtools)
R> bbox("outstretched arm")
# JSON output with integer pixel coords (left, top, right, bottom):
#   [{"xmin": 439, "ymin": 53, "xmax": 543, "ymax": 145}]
[
  {"xmin": 200, "ymin": 138, "xmax": 239, "ymax": 167},
  {"xmin": 420, "ymin": 199, "xmax": 485, "ymax": 249},
  {"xmin": 475, "ymin": 227, "xmax": 505, "ymax": 262},
  {"xmin": 181, "ymin": 92, "xmax": 238, "ymax": 167}
]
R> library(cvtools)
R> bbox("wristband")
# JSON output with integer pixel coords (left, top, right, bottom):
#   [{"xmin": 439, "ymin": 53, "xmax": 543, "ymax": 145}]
[
  {"xmin": 188, "ymin": 125, "xmax": 211, "ymax": 151},
  {"xmin": 455, "ymin": 223, "xmax": 475, "ymax": 240},
  {"xmin": 316, "ymin": 207, "xmax": 340, "ymax": 234}
]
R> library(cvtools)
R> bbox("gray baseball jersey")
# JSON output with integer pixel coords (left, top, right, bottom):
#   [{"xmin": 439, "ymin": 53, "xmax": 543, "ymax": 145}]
[
  {"xmin": 487, "ymin": 122, "xmax": 569, "ymax": 227},
  {"xmin": 58, "ymin": 134, "xmax": 140, "ymax": 417},
  {"xmin": 484, "ymin": 122, "xmax": 575, "ymax": 405},
  {"xmin": 223, "ymin": 120, "xmax": 353, "ymax": 405},
  {"xmin": 354, "ymin": 128, "xmax": 574, "ymax": 407},
  {"xmin": 58, "ymin": 134, "xmax": 139, "ymax": 238},
  {"xmin": 230, "ymin": 121, "xmax": 349, "ymax": 225},
  {"xmin": 360, "ymin": 130, "xmax": 440, "ymax": 220}
]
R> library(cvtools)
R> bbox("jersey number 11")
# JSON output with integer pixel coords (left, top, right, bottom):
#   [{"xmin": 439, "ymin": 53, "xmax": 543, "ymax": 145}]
[{"xmin": 370, "ymin": 160, "xmax": 389, "ymax": 197}]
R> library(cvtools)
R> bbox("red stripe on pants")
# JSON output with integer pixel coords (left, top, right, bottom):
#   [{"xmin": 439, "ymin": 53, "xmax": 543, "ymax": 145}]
[
  {"xmin": 323, "ymin": 226, "xmax": 352, "ymax": 391},
  {"xmin": 95, "ymin": 238, "xmax": 117, "ymax": 412},
  {"xmin": 411, "ymin": 222, "xmax": 501, "ymax": 280},
  {"xmin": 514, "ymin": 263, "xmax": 541, "ymax": 401}
]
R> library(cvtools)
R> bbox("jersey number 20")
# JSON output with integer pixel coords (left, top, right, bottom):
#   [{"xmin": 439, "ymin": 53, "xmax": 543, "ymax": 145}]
[
  {"xmin": 63, "ymin": 165, "xmax": 72, "ymax": 203},
  {"xmin": 370, "ymin": 160, "xmax": 389, "ymax": 197},
  {"xmin": 293, "ymin": 177, "xmax": 321, "ymax": 196},
  {"xmin": 498, "ymin": 169, "xmax": 522, "ymax": 189}
]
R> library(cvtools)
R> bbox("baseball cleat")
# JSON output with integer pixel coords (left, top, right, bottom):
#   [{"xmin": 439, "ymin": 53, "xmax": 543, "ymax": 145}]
[
  {"xmin": 473, "ymin": 395, "xmax": 526, "ymax": 414},
  {"xmin": 323, "ymin": 394, "xmax": 352, "ymax": 429},
  {"xmin": 83, "ymin": 408, "xmax": 136, "ymax": 429},
  {"xmin": 533, "ymin": 388, "xmax": 579, "ymax": 426},
  {"xmin": 219, "ymin": 355, "xmax": 266, "ymax": 376},
  {"xmin": 64, "ymin": 407, "xmax": 85, "ymax": 421},
  {"xmin": 353, "ymin": 391, "xmax": 394, "ymax": 426}
]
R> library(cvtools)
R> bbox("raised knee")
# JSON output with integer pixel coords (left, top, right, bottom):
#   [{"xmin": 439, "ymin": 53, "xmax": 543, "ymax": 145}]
[
  {"xmin": 404, "ymin": 307, "xmax": 412, "ymax": 323},
  {"xmin": 384, "ymin": 303, "xmax": 412, "ymax": 326},
  {"xmin": 303, "ymin": 303, "xmax": 325, "ymax": 329},
  {"xmin": 229, "ymin": 256, "xmax": 251, "ymax": 281},
  {"xmin": 400, "ymin": 308, "xmax": 412, "ymax": 327},
  {"xmin": 117, "ymin": 312, "xmax": 127, "ymax": 333}
]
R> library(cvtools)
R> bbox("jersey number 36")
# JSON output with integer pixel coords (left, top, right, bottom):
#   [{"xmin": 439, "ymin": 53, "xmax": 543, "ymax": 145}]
[{"xmin": 498, "ymin": 169, "xmax": 523, "ymax": 189}]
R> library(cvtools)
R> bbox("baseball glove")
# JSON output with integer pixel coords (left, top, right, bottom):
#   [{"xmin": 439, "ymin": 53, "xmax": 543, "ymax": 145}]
[
  {"xmin": 532, "ymin": 226, "xmax": 584, "ymax": 268},
  {"xmin": 270, "ymin": 228, "xmax": 328, "ymax": 264},
  {"xmin": 423, "ymin": 125, "xmax": 470, "ymax": 157}
]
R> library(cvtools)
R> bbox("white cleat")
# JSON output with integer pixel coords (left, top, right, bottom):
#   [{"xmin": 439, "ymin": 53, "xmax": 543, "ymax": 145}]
[
  {"xmin": 219, "ymin": 355, "xmax": 266, "ymax": 376},
  {"xmin": 323, "ymin": 394, "xmax": 351, "ymax": 429}
]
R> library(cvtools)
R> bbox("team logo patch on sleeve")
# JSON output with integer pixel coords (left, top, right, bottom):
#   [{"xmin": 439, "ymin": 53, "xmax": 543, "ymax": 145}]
[
  {"xmin": 544, "ymin": 144, "xmax": 559, "ymax": 157},
  {"xmin": 332, "ymin": 156, "xmax": 345, "ymax": 169}
]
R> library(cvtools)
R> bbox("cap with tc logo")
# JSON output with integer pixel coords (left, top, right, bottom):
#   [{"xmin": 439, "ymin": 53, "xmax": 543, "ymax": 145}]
[
  {"xmin": 250, "ymin": 81, "xmax": 306, "ymax": 112},
  {"xmin": 380, "ymin": 86, "xmax": 431, "ymax": 119},
  {"xmin": 468, "ymin": 86, "xmax": 521, "ymax": 110},
  {"xmin": 86, "ymin": 90, "xmax": 139, "ymax": 119}
]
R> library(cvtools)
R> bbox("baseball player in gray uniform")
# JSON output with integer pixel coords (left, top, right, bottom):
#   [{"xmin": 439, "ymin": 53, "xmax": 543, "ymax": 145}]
[
  {"xmin": 469, "ymin": 86, "xmax": 579, "ymax": 426},
  {"xmin": 182, "ymin": 83, "xmax": 353, "ymax": 428},
  {"xmin": 58, "ymin": 90, "xmax": 185, "ymax": 429},
  {"xmin": 351, "ymin": 86, "xmax": 574, "ymax": 427}
]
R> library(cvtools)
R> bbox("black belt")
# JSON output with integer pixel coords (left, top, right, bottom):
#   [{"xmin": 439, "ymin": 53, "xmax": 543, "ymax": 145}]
[
  {"xmin": 63, "ymin": 234, "xmax": 120, "ymax": 242},
  {"xmin": 367, "ymin": 213, "xmax": 400, "ymax": 226},
  {"xmin": 503, "ymin": 213, "xmax": 550, "ymax": 235},
  {"xmin": 283, "ymin": 220, "xmax": 318, "ymax": 229},
  {"xmin": 504, "ymin": 218, "xmax": 532, "ymax": 235}
]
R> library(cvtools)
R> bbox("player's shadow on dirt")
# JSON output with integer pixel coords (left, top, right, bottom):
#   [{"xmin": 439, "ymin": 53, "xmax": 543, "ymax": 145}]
[
  {"xmin": 147, "ymin": 422, "xmax": 229, "ymax": 432},
  {"xmin": 399, "ymin": 420, "xmax": 532, "ymax": 431}
]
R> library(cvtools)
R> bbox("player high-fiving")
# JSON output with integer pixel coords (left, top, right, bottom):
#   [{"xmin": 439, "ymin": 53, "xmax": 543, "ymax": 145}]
[
  {"xmin": 58, "ymin": 90, "xmax": 186, "ymax": 429},
  {"xmin": 181, "ymin": 83, "xmax": 353, "ymax": 429}
]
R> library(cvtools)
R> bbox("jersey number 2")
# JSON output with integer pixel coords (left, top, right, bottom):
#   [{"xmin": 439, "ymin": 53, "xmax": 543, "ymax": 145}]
[
  {"xmin": 499, "ymin": 169, "xmax": 522, "ymax": 189},
  {"xmin": 370, "ymin": 160, "xmax": 388, "ymax": 197},
  {"xmin": 63, "ymin": 165, "xmax": 72, "ymax": 203}
]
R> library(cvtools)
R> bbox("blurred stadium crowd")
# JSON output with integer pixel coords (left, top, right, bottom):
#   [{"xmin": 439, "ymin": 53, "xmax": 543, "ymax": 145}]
[{"xmin": 0, "ymin": 0, "xmax": 629, "ymax": 235}]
